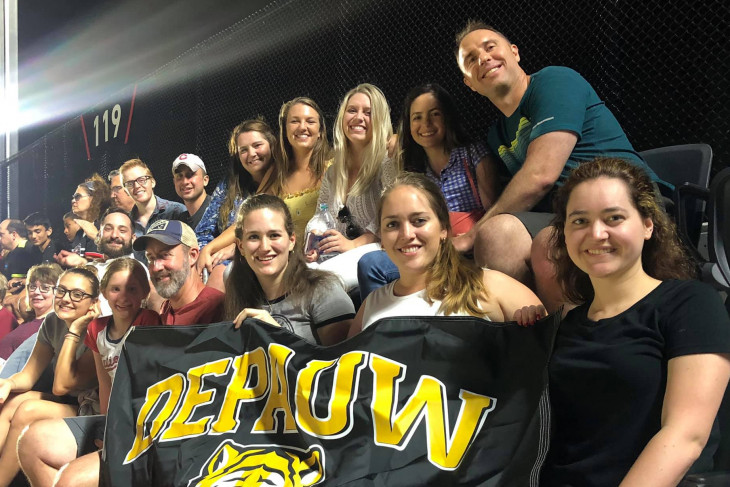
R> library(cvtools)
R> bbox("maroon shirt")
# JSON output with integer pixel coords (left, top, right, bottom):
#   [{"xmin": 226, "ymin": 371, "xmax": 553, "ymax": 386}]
[
  {"xmin": 159, "ymin": 287, "xmax": 224, "ymax": 326},
  {"xmin": 0, "ymin": 316, "xmax": 42, "ymax": 360},
  {"xmin": 0, "ymin": 307, "xmax": 19, "ymax": 342}
]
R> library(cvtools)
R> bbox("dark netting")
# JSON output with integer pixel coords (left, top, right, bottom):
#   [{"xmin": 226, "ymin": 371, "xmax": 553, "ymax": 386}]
[{"xmin": 1, "ymin": 0, "xmax": 729, "ymax": 229}]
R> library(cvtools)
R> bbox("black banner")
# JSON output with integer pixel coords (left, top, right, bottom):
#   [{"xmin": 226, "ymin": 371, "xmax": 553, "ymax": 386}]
[{"xmin": 103, "ymin": 315, "xmax": 558, "ymax": 486}]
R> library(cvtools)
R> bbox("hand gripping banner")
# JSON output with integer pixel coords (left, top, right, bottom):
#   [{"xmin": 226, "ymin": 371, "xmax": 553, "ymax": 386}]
[{"xmin": 102, "ymin": 314, "xmax": 559, "ymax": 486}]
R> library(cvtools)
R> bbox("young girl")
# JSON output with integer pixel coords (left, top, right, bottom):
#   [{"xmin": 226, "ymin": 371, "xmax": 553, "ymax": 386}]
[
  {"xmin": 18, "ymin": 258, "xmax": 160, "ymax": 486},
  {"xmin": 0, "ymin": 267, "xmax": 99, "ymax": 486},
  {"xmin": 307, "ymin": 84, "xmax": 397, "ymax": 290},
  {"xmin": 540, "ymin": 158, "xmax": 730, "ymax": 486},
  {"xmin": 227, "ymin": 194, "xmax": 354, "ymax": 346},
  {"xmin": 348, "ymin": 173, "xmax": 542, "ymax": 334}
]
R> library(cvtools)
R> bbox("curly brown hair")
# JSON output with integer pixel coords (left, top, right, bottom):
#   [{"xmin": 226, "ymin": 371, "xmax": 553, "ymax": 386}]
[
  {"xmin": 80, "ymin": 173, "xmax": 111, "ymax": 222},
  {"xmin": 549, "ymin": 158, "xmax": 697, "ymax": 303}
]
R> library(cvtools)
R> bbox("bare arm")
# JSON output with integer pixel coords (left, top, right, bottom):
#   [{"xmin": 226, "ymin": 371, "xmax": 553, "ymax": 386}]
[
  {"xmin": 53, "ymin": 306, "xmax": 99, "ymax": 395},
  {"xmin": 198, "ymin": 226, "xmax": 237, "ymax": 273},
  {"xmin": 619, "ymin": 353, "xmax": 730, "ymax": 486},
  {"xmin": 483, "ymin": 130, "xmax": 577, "ymax": 218},
  {"xmin": 93, "ymin": 351, "xmax": 112, "ymax": 415},
  {"xmin": 482, "ymin": 269, "xmax": 543, "ymax": 322},
  {"xmin": 0, "ymin": 341, "xmax": 55, "ymax": 403},
  {"xmin": 316, "ymin": 319, "xmax": 352, "ymax": 346},
  {"xmin": 347, "ymin": 302, "xmax": 366, "ymax": 339},
  {"xmin": 452, "ymin": 131, "xmax": 577, "ymax": 253},
  {"xmin": 475, "ymin": 155, "xmax": 501, "ymax": 211}
]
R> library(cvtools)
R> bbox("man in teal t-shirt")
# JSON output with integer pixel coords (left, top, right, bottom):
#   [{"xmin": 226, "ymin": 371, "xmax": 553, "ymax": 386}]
[{"xmin": 454, "ymin": 20, "xmax": 665, "ymax": 311}]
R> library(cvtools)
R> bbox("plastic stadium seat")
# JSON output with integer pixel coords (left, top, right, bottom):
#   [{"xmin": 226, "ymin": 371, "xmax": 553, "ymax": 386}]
[{"xmin": 640, "ymin": 144, "xmax": 713, "ymax": 251}]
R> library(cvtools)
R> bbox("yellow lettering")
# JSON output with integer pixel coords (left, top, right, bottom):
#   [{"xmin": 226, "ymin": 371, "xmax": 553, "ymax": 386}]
[
  {"xmin": 295, "ymin": 351, "xmax": 368, "ymax": 438},
  {"xmin": 211, "ymin": 348, "xmax": 270, "ymax": 434},
  {"xmin": 161, "ymin": 358, "xmax": 231, "ymax": 441},
  {"xmin": 124, "ymin": 373, "xmax": 186, "ymax": 464},
  {"xmin": 370, "ymin": 354, "xmax": 495, "ymax": 470},
  {"xmin": 252, "ymin": 344, "xmax": 297, "ymax": 433}
]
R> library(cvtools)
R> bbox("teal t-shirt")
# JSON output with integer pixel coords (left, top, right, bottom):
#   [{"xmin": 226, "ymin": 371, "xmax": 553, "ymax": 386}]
[{"xmin": 486, "ymin": 66, "xmax": 667, "ymax": 189}]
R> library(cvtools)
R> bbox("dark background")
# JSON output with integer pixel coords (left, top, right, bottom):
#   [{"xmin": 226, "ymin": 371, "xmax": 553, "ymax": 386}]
[{"xmin": 2, "ymin": 0, "xmax": 729, "ymax": 229}]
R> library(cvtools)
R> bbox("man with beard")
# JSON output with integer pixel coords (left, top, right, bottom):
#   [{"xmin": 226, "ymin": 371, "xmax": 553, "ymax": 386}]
[
  {"xmin": 55, "ymin": 208, "xmax": 164, "ymax": 313},
  {"xmin": 134, "ymin": 219, "xmax": 223, "ymax": 325}
]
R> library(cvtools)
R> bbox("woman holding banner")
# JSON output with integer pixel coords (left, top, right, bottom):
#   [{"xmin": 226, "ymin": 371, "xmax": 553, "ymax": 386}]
[
  {"xmin": 227, "ymin": 194, "xmax": 354, "ymax": 346},
  {"xmin": 348, "ymin": 172, "xmax": 542, "ymax": 333},
  {"xmin": 540, "ymin": 158, "xmax": 730, "ymax": 486}
]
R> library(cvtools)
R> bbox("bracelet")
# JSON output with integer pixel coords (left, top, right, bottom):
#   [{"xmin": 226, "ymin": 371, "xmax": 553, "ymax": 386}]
[
  {"xmin": 65, "ymin": 333, "xmax": 80, "ymax": 342},
  {"xmin": 66, "ymin": 330, "xmax": 81, "ymax": 338}
]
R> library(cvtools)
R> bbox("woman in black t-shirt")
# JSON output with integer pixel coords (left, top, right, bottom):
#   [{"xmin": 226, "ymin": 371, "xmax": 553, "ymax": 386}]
[{"xmin": 539, "ymin": 158, "xmax": 730, "ymax": 486}]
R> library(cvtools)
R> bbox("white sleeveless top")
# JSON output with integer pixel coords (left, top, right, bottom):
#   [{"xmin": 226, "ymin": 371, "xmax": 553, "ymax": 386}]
[{"xmin": 361, "ymin": 281, "xmax": 490, "ymax": 329}]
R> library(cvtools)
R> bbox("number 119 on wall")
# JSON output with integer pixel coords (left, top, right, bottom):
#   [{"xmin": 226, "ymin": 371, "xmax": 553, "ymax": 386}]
[{"xmin": 93, "ymin": 104, "xmax": 122, "ymax": 146}]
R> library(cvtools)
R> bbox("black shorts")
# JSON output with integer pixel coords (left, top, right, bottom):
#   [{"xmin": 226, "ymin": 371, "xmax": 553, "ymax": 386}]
[
  {"xmin": 513, "ymin": 212, "xmax": 555, "ymax": 239},
  {"xmin": 63, "ymin": 414, "xmax": 105, "ymax": 456}
]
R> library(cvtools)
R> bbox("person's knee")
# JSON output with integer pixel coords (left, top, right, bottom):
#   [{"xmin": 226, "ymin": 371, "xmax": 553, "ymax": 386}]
[
  {"xmin": 12, "ymin": 399, "xmax": 46, "ymax": 425},
  {"xmin": 477, "ymin": 214, "xmax": 532, "ymax": 251},
  {"xmin": 531, "ymin": 228, "xmax": 555, "ymax": 276}
]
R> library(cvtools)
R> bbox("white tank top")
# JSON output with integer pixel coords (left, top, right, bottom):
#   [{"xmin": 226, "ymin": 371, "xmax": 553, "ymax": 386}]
[{"xmin": 361, "ymin": 281, "xmax": 490, "ymax": 329}]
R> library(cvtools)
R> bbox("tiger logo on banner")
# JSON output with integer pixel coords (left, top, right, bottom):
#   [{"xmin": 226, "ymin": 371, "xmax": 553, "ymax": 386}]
[
  {"xmin": 103, "ymin": 315, "xmax": 559, "ymax": 486},
  {"xmin": 190, "ymin": 441, "xmax": 324, "ymax": 487}
]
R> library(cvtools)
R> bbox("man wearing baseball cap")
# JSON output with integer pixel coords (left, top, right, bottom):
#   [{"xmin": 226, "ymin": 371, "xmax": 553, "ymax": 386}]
[
  {"xmin": 172, "ymin": 153, "xmax": 211, "ymax": 236},
  {"xmin": 133, "ymin": 219, "xmax": 224, "ymax": 325}
]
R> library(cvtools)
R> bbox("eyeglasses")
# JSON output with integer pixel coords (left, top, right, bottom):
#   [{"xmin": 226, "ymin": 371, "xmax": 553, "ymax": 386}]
[
  {"xmin": 71, "ymin": 193, "xmax": 90, "ymax": 202},
  {"xmin": 53, "ymin": 286, "xmax": 94, "ymax": 302},
  {"xmin": 337, "ymin": 206, "xmax": 361, "ymax": 240},
  {"xmin": 124, "ymin": 176, "xmax": 153, "ymax": 189},
  {"xmin": 28, "ymin": 284, "xmax": 53, "ymax": 293}
]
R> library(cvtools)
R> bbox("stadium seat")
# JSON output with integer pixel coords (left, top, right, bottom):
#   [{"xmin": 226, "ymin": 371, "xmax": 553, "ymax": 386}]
[{"xmin": 640, "ymin": 143, "xmax": 713, "ymax": 255}]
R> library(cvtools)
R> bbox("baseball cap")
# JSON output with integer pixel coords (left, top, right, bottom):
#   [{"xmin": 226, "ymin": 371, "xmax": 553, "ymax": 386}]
[
  {"xmin": 133, "ymin": 219, "xmax": 199, "ymax": 251},
  {"xmin": 171, "ymin": 153, "xmax": 206, "ymax": 174}
]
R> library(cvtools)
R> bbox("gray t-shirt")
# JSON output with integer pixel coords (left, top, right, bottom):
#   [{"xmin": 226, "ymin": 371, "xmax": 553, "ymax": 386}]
[
  {"xmin": 267, "ymin": 281, "xmax": 355, "ymax": 344},
  {"xmin": 37, "ymin": 312, "xmax": 90, "ymax": 375}
]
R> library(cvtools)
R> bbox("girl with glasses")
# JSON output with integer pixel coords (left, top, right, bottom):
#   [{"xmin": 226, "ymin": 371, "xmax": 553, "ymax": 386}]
[
  {"xmin": 306, "ymin": 84, "xmax": 398, "ymax": 292},
  {"xmin": 18, "ymin": 258, "xmax": 161, "ymax": 485},
  {"xmin": 0, "ymin": 266, "xmax": 100, "ymax": 486}
]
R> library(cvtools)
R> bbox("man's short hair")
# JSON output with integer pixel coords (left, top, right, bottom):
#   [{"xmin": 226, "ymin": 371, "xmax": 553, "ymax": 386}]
[
  {"xmin": 23, "ymin": 212, "xmax": 52, "ymax": 230},
  {"xmin": 101, "ymin": 207, "xmax": 133, "ymax": 227},
  {"xmin": 454, "ymin": 20, "xmax": 511, "ymax": 59},
  {"xmin": 108, "ymin": 169, "xmax": 121, "ymax": 183},
  {"xmin": 5, "ymin": 219, "xmax": 28, "ymax": 239},
  {"xmin": 119, "ymin": 158, "xmax": 153, "ymax": 178}
]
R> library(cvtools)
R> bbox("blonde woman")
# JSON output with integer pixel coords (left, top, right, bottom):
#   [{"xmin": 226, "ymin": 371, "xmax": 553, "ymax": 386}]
[{"xmin": 306, "ymin": 84, "xmax": 397, "ymax": 290}]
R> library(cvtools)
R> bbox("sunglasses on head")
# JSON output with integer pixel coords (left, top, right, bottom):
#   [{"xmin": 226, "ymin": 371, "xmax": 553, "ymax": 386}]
[{"xmin": 337, "ymin": 206, "xmax": 362, "ymax": 240}]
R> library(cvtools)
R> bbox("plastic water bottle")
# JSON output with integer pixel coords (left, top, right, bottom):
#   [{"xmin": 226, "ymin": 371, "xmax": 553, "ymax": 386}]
[{"xmin": 304, "ymin": 203, "xmax": 340, "ymax": 262}]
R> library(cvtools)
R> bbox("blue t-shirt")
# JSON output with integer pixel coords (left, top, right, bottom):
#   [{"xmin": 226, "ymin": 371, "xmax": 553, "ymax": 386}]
[{"xmin": 486, "ymin": 66, "xmax": 667, "ymax": 193}]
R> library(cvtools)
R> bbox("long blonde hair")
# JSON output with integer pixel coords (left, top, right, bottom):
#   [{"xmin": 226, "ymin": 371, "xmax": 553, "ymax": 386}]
[
  {"xmin": 331, "ymin": 83, "xmax": 393, "ymax": 204},
  {"xmin": 377, "ymin": 173, "xmax": 487, "ymax": 316}
]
